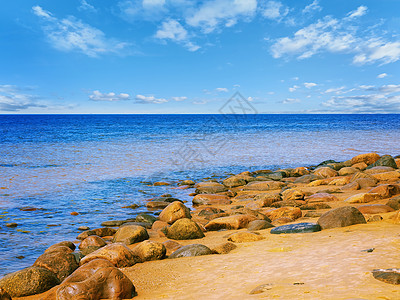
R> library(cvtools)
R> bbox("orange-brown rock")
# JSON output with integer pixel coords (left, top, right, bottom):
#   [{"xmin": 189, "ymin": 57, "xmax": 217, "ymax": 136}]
[
  {"xmin": 163, "ymin": 218, "xmax": 205, "ymax": 240},
  {"xmin": 364, "ymin": 166, "xmax": 395, "ymax": 174},
  {"xmin": 341, "ymin": 181, "xmax": 360, "ymax": 191},
  {"xmin": 357, "ymin": 204, "xmax": 395, "ymax": 214},
  {"xmin": 222, "ymin": 176, "xmax": 247, "ymax": 188},
  {"xmin": 371, "ymin": 171, "xmax": 400, "ymax": 181},
  {"xmin": 205, "ymin": 214, "xmax": 257, "ymax": 231},
  {"xmin": 227, "ymin": 231, "xmax": 264, "ymax": 243},
  {"xmin": 211, "ymin": 242, "xmax": 237, "ymax": 254},
  {"xmin": 0, "ymin": 288, "xmax": 11, "ymax": 300},
  {"xmin": 267, "ymin": 207, "xmax": 302, "ymax": 221},
  {"xmin": 76, "ymin": 227, "xmax": 116, "ymax": 240},
  {"xmin": 317, "ymin": 206, "xmax": 366, "ymax": 229},
  {"xmin": 79, "ymin": 235, "xmax": 107, "ymax": 256},
  {"xmin": 352, "ymin": 162, "xmax": 368, "ymax": 170},
  {"xmin": 112, "ymin": 224, "xmax": 149, "ymax": 245},
  {"xmin": 192, "ymin": 194, "xmax": 231, "ymax": 206},
  {"xmin": 254, "ymin": 193, "xmax": 281, "ymax": 207},
  {"xmin": 152, "ymin": 220, "xmax": 169, "ymax": 231},
  {"xmin": 158, "ymin": 201, "xmax": 191, "ymax": 224},
  {"xmin": 163, "ymin": 240, "xmax": 182, "ymax": 256},
  {"xmin": 271, "ymin": 217, "xmax": 294, "ymax": 225},
  {"xmin": 281, "ymin": 189, "xmax": 304, "ymax": 201},
  {"xmin": 132, "ymin": 240, "xmax": 166, "ymax": 262},
  {"xmin": 345, "ymin": 193, "xmax": 380, "ymax": 204},
  {"xmin": 241, "ymin": 181, "xmax": 285, "ymax": 191},
  {"xmin": 329, "ymin": 177, "xmax": 351, "ymax": 186},
  {"xmin": 292, "ymin": 167, "xmax": 310, "ymax": 176},
  {"xmin": 396, "ymin": 158, "xmax": 400, "ymax": 168},
  {"xmin": 305, "ymin": 193, "xmax": 339, "ymax": 203},
  {"xmin": 338, "ymin": 167, "xmax": 358, "ymax": 176},
  {"xmin": 195, "ymin": 182, "xmax": 227, "ymax": 194},
  {"xmin": 367, "ymin": 184, "xmax": 400, "ymax": 199},
  {"xmin": 313, "ymin": 167, "xmax": 338, "ymax": 178},
  {"xmin": 350, "ymin": 153, "xmax": 380, "ymax": 166}
]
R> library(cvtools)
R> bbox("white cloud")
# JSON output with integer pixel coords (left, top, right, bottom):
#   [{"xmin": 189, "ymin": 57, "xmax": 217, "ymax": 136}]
[
  {"xmin": 118, "ymin": 0, "xmax": 166, "ymax": 21},
  {"xmin": 33, "ymin": 6, "xmax": 129, "ymax": 57},
  {"xmin": 302, "ymin": 0, "xmax": 321, "ymax": 14},
  {"xmin": 289, "ymin": 85, "xmax": 300, "ymax": 92},
  {"xmin": 262, "ymin": 1, "xmax": 289, "ymax": 21},
  {"xmin": 155, "ymin": 19, "xmax": 200, "ymax": 51},
  {"xmin": 0, "ymin": 84, "xmax": 46, "ymax": 112},
  {"xmin": 216, "ymin": 87, "xmax": 228, "ymax": 92},
  {"xmin": 89, "ymin": 90, "xmax": 130, "ymax": 101},
  {"xmin": 377, "ymin": 73, "xmax": 388, "ymax": 79},
  {"xmin": 135, "ymin": 94, "xmax": 168, "ymax": 104},
  {"xmin": 304, "ymin": 82, "xmax": 317, "ymax": 88},
  {"xmin": 172, "ymin": 96, "xmax": 187, "ymax": 101},
  {"xmin": 353, "ymin": 41, "xmax": 400, "ymax": 65},
  {"xmin": 186, "ymin": 0, "xmax": 257, "ymax": 33},
  {"xmin": 143, "ymin": 0, "xmax": 165, "ymax": 8},
  {"xmin": 380, "ymin": 84, "xmax": 400, "ymax": 94},
  {"xmin": 359, "ymin": 85, "xmax": 375, "ymax": 91},
  {"xmin": 78, "ymin": 0, "xmax": 97, "ymax": 13},
  {"xmin": 324, "ymin": 86, "xmax": 346, "ymax": 94},
  {"xmin": 282, "ymin": 98, "xmax": 300, "ymax": 104},
  {"xmin": 346, "ymin": 6, "xmax": 367, "ymax": 19}
]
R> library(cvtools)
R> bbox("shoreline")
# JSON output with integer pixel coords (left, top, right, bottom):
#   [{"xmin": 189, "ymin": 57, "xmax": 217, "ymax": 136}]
[{"xmin": 1, "ymin": 152, "xmax": 400, "ymax": 299}]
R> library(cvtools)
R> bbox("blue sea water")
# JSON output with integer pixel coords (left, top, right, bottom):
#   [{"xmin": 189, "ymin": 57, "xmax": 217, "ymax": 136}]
[{"xmin": 0, "ymin": 114, "xmax": 400, "ymax": 276}]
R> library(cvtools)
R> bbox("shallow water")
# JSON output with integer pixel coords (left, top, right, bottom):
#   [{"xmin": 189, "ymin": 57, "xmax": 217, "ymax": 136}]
[{"xmin": 0, "ymin": 114, "xmax": 400, "ymax": 276}]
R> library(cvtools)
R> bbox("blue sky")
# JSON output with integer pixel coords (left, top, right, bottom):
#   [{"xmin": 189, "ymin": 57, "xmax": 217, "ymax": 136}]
[{"xmin": 1, "ymin": 0, "xmax": 400, "ymax": 114}]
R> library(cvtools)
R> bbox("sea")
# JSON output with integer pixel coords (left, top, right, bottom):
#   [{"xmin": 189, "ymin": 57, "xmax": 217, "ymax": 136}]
[{"xmin": 1, "ymin": 114, "xmax": 400, "ymax": 276}]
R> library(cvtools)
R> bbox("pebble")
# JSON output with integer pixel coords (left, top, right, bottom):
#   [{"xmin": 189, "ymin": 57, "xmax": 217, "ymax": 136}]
[{"xmin": 6, "ymin": 223, "xmax": 17, "ymax": 228}]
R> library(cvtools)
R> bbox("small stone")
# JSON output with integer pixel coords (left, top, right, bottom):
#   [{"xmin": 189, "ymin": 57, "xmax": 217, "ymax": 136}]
[
  {"xmin": 267, "ymin": 207, "xmax": 302, "ymax": 221},
  {"xmin": 270, "ymin": 222, "xmax": 321, "ymax": 234},
  {"xmin": 169, "ymin": 244, "xmax": 213, "ymax": 259},
  {"xmin": 372, "ymin": 269, "xmax": 400, "ymax": 285},
  {"xmin": 146, "ymin": 201, "xmax": 170, "ymax": 209},
  {"xmin": 5, "ymin": 223, "xmax": 17, "ymax": 228},
  {"xmin": 70, "ymin": 212, "xmax": 79, "ymax": 216},
  {"xmin": 77, "ymin": 228, "xmax": 116, "ymax": 240},
  {"xmin": 78, "ymin": 226, "xmax": 90, "ymax": 231},
  {"xmin": 227, "ymin": 231, "xmax": 264, "ymax": 243},
  {"xmin": 361, "ymin": 248, "xmax": 375, "ymax": 252},
  {"xmin": 153, "ymin": 181, "xmax": 171, "ymax": 186},
  {"xmin": 122, "ymin": 204, "xmax": 140, "ymax": 209}
]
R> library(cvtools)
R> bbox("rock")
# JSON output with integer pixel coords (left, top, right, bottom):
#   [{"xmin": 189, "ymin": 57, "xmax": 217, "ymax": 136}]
[
  {"xmin": 205, "ymin": 214, "xmax": 257, "ymax": 231},
  {"xmin": 80, "ymin": 243, "xmax": 139, "ymax": 268},
  {"xmin": 314, "ymin": 167, "xmax": 338, "ymax": 178},
  {"xmin": 152, "ymin": 220, "xmax": 169, "ymax": 231},
  {"xmin": 169, "ymin": 244, "xmax": 213, "ymax": 259},
  {"xmin": 265, "ymin": 172, "xmax": 284, "ymax": 181},
  {"xmin": 386, "ymin": 196, "xmax": 400, "ymax": 210},
  {"xmin": 294, "ymin": 174, "xmax": 321, "ymax": 184},
  {"xmin": 132, "ymin": 240, "xmax": 166, "ymax": 262},
  {"xmin": 33, "ymin": 248, "xmax": 79, "ymax": 282},
  {"xmin": 396, "ymin": 158, "xmax": 400, "ymax": 168},
  {"xmin": 163, "ymin": 240, "xmax": 182, "ymax": 256},
  {"xmin": 78, "ymin": 226, "xmax": 90, "ymax": 231},
  {"xmin": 305, "ymin": 193, "xmax": 339, "ymax": 203},
  {"xmin": 367, "ymin": 155, "xmax": 398, "ymax": 169},
  {"xmin": 270, "ymin": 200, "xmax": 304, "ymax": 208},
  {"xmin": 211, "ymin": 242, "xmax": 237, "ymax": 254},
  {"xmin": 136, "ymin": 213, "xmax": 157, "ymax": 224},
  {"xmin": 5, "ymin": 223, "xmax": 17, "ymax": 228},
  {"xmin": 122, "ymin": 221, "xmax": 152, "ymax": 229},
  {"xmin": 198, "ymin": 207, "xmax": 225, "ymax": 216},
  {"xmin": 230, "ymin": 207, "xmax": 270, "ymax": 221},
  {"xmin": 271, "ymin": 217, "xmax": 294, "ymax": 225},
  {"xmin": 46, "ymin": 241, "xmax": 76, "ymax": 252},
  {"xmin": 350, "ymin": 172, "xmax": 378, "ymax": 184},
  {"xmin": 247, "ymin": 220, "xmax": 274, "ymax": 231},
  {"xmin": 179, "ymin": 180, "xmax": 195, "ymax": 186},
  {"xmin": 353, "ymin": 177, "xmax": 378, "ymax": 188},
  {"xmin": 338, "ymin": 167, "xmax": 358, "ymax": 176},
  {"xmin": 307, "ymin": 179, "xmax": 332, "ymax": 187},
  {"xmin": 357, "ymin": 204, "xmax": 395, "ymax": 214},
  {"xmin": 300, "ymin": 203, "xmax": 332, "ymax": 210},
  {"xmin": 372, "ymin": 269, "xmax": 400, "ymax": 285},
  {"xmin": 345, "ymin": 193, "xmax": 379, "ymax": 204},
  {"xmin": 56, "ymin": 259, "xmax": 135, "ymax": 299},
  {"xmin": 267, "ymin": 207, "xmax": 302, "ymax": 221},
  {"xmin": 368, "ymin": 184, "xmax": 400, "ymax": 199},
  {"xmin": 112, "ymin": 225, "xmax": 149, "ymax": 245},
  {"xmin": 77, "ymin": 228, "xmax": 116, "ymax": 240},
  {"xmin": 317, "ymin": 206, "xmax": 366, "ymax": 229},
  {"xmin": 304, "ymin": 211, "xmax": 323, "ymax": 218},
  {"xmin": 392, "ymin": 211, "xmax": 400, "ymax": 224},
  {"xmin": 254, "ymin": 193, "xmax": 281, "ymax": 207},
  {"xmin": 158, "ymin": 201, "xmax": 191, "ymax": 224},
  {"xmin": 192, "ymin": 194, "xmax": 231, "ymax": 206},
  {"xmin": 152, "ymin": 196, "xmax": 183, "ymax": 203},
  {"xmin": 371, "ymin": 171, "xmax": 400, "ymax": 181},
  {"xmin": 270, "ymin": 222, "xmax": 321, "ymax": 234},
  {"xmin": 195, "ymin": 182, "xmax": 227, "ymax": 194},
  {"xmin": 163, "ymin": 218, "xmax": 205, "ymax": 240},
  {"xmin": 281, "ymin": 189, "xmax": 304, "ymax": 201},
  {"xmin": 101, "ymin": 220, "xmax": 132, "ymax": 227},
  {"xmin": 0, "ymin": 288, "xmax": 11, "ymax": 300},
  {"xmin": 328, "ymin": 177, "xmax": 351, "ymax": 186},
  {"xmin": 146, "ymin": 201, "xmax": 170, "ymax": 209},
  {"xmin": 122, "ymin": 204, "xmax": 140, "ymax": 209},
  {"xmin": 227, "ymin": 231, "xmax": 264, "ymax": 243},
  {"xmin": 241, "ymin": 181, "xmax": 285, "ymax": 191},
  {"xmin": 223, "ymin": 176, "xmax": 247, "ymax": 188},
  {"xmin": 153, "ymin": 181, "xmax": 170, "ymax": 186},
  {"xmin": 367, "ymin": 215, "xmax": 383, "ymax": 222},
  {"xmin": 79, "ymin": 235, "xmax": 107, "ymax": 256},
  {"xmin": 351, "ymin": 153, "xmax": 380, "ymax": 166},
  {"xmin": 352, "ymin": 162, "xmax": 368, "ymax": 170},
  {"xmin": 0, "ymin": 266, "xmax": 59, "ymax": 297},
  {"xmin": 292, "ymin": 167, "xmax": 309, "ymax": 177},
  {"xmin": 365, "ymin": 166, "xmax": 395, "ymax": 174},
  {"xmin": 341, "ymin": 181, "xmax": 360, "ymax": 191}
]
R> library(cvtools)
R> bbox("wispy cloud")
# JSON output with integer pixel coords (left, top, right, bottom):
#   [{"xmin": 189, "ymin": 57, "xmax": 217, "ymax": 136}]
[
  {"xmin": 135, "ymin": 94, "xmax": 168, "ymax": 104},
  {"xmin": 33, "ymin": 6, "xmax": 130, "ymax": 57},
  {"xmin": 155, "ymin": 19, "xmax": 199, "ymax": 51},
  {"xmin": 78, "ymin": 0, "xmax": 97, "ymax": 13},
  {"xmin": 261, "ymin": 1, "xmax": 289, "ymax": 21},
  {"xmin": 302, "ymin": 0, "xmax": 321, "ymax": 15},
  {"xmin": 346, "ymin": 5, "xmax": 368, "ymax": 19},
  {"xmin": 304, "ymin": 82, "xmax": 317, "ymax": 88},
  {"xmin": 172, "ymin": 96, "xmax": 187, "ymax": 101},
  {"xmin": 216, "ymin": 87, "xmax": 228, "ymax": 92},
  {"xmin": 0, "ymin": 84, "xmax": 46, "ymax": 112},
  {"xmin": 89, "ymin": 90, "xmax": 130, "ymax": 101},
  {"xmin": 282, "ymin": 98, "xmax": 300, "ymax": 104},
  {"xmin": 289, "ymin": 85, "xmax": 300, "ymax": 92},
  {"xmin": 377, "ymin": 73, "xmax": 388, "ymax": 79},
  {"xmin": 118, "ymin": 0, "xmax": 166, "ymax": 21}
]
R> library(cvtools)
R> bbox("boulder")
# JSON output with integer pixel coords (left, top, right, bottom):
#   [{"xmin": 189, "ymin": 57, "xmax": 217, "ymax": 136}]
[
  {"xmin": 79, "ymin": 235, "xmax": 107, "ymax": 256},
  {"xmin": 294, "ymin": 174, "xmax": 321, "ymax": 184},
  {"xmin": 223, "ymin": 176, "xmax": 247, "ymax": 188},
  {"xmin": 341, "ymin": 181, "xmax": 360, "ymax": 191},
  {"xmin": 254, "ymin": 193, "xmax": 281, "ymax": 207},
  {"xmin": 205, "ymin": 214, "xmax": 257, "ymax": 231},
  {"xmin": 357, "ymin": 204, "xmax": 395, "ymax": 214},
  {"xmin": 0, "ymin": 288, "xmax": 11, "ymax": 300},
  {"xmin": 33, "ymin": 248, "xmax": 79, "ymax": 282},
  {"xmin": 227, "ymin": 231, "xmax": 265, "ymax": 243},
  {"xmin": 338, "ymin": 167, "xmax": 358, "ymax": 176},
  {"xmin": 351, "ymin": 153, "xmax": 380, "ymax": 166},
  {"xmin": 352, "ymin": 178, "xmax": 377, "ymax": 188},
  {"xmin": 350, "ymin": 172, "xmax": 378, "ymax": 185},
  {"xmin": 198, "ymin": 207, "xmax": 225, "ymax": 217},
  {"xmin": 158, "ymin": 201, "xmax": 191, "ymax": 224},
  {"xmin": 168, "ymin": 244, "xmax": 213, "ymax": 259},
  {"xmin": 367, "ymin": 155, "xmax": 398, "ymax": 169},
  {"xmin": 46, "ymin": 241, "xmax": 76, "ymax": 252},
  {"xmin": 271, "ymin": 217, "xmax": 294, "ymax": 226},
  {"xmin": 0, "ymin": 266, "xmax": 59, "ymax": 297},
  {"xmin": 56, "ymin": 259, "xmax": 135, "ymax": 299},
  {"xmin": 192, "ymin": 194, "xmax": 231, "ymax": 206},
  {"xmin": 241, "ymin": 181, "xmax": 285, "ymax": 191},
  {"xmin": 246, "ymin": 220, "xmax": 274, "ymax": 231},
  {"xmin": 80, "ymin": 243, "xmax": 139, "ymax": 268},
  {"xmin": 112, "ymin": 225, "xmax": 149, "ymax": 245},
  {"xmin": 195, "ymin": 182, "xmax": 227, "ymax": 194},
  {"xmin": 372, "ymin": 269, "xmax": 400, "ymax": 285},
  {"xmin": 267, "ymin": 207, "xmax": 302, "ymax": 221},
  {"xmin": 371, "ymin": 171, "xmax": 400, "ymax": 181},
  {"xmin": 317, "ymin": 206, "xmax": 366, "ymax": 229},
  {"xmin": 291, "ymin": 167, "xmax": 310, "ymax": 177},
  {"xmin": 146, "ymin": 201, "xmax": 170, "ymax": 209},
  {"xmin": 314, "ymin": 167, "xmax": 338, "ymax": 178},
  {"xmin": 386, "ymin": 196, "xmax": 400, "ymax": 210},
  {"xmin": 368, "ymin": 184, "xmax": 400, "ymax": 199},
  {"xmin": 211, "ymin": 242, "xmax": 237, "ymax": 254},
  {"xmin": 365, "ymin": 166, "xmax": 395, "ymax": 174},
  {"xmin": 163, "ymin": 240, "xmax": 182, "ymax": 256},
  {"xmin": 136, "ymin": 213, "xmax": 157, "ymax": 224},
  {"xmin": 270, "ymin": 222, "xmax": 321, "ymax": 234},
  {"xmin": 352, "ymin": 162, "xmax": 368, "ymax": 170},
  {"xmin": 281, "ymin": 189, "xmax": 304, "ymax": 201},
  {"xmin": 345, "ymin": 193, "xmax": 379, "ymax": 204},
  {"xmin": 132, "ymin": 240, "xmax": 166, "ymax": 262},
  {"xmin": 77, "ymin": 228, "xmax": 116, "ymax": 240},
  {"xmin": 305, "ymin": 193, "xmax": 339, "ymax": 203},
  {"xmin": 300, "ymin": 203, "xmax": 332, "ymax": 210},
  {"xmin": 328, "ymin": 177, "xmax": 351, "ymax": 186},
  {"xmin": 163, "ymin": 218, "xmax": 205, "ymax": 240}
]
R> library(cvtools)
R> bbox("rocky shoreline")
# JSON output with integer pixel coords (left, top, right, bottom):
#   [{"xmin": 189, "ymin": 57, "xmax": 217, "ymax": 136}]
[{"xmin": 1, "ymin": 152, "xmax": 400, "ymax": 299}]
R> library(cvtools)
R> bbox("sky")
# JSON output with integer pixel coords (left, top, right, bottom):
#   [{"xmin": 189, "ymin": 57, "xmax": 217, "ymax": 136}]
[{"xmin": 1, "ymin": 0, "xmax": 400, "ymax": 114}]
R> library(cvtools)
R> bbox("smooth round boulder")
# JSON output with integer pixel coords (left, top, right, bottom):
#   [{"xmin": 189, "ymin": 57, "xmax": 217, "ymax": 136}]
[
  {"xmin": 136, "ymin": 213, "xmax": 157, "ymax": 224},
  {"xmin": 223, "ymin": 176, "xmax": 247, "ymax": 188},
  {"xmin": 112, "ymin": 225, "xmax": 149, "ymax": 245},
  {"xmin": 368, "ymin": 184, "xmax": 400, "ymax": 199},
  {"xmin": 168, "ymin": 244, "xmax": 213, "ymax": 259},
  {"xmin": 227, "ymin": 231, "xmax": 264, "ymax": 243},
  {"xmin": 270, "ymin": 222, "xmax": 321, "ymax": 234},
  {"xmin": 163, "ymin": 240, "xmax": 182, "ymax": 256},
  {"xmin": 247, "ymin": 220, "xmax": 274, "ymax": 231},
  {"xmin": 46, "ymin": 241, "xmax": 76, "ymax": 252},
  {"xmin": 132, "ymin": 240, "xmax": 166, "ymax": 262},
  {"xmin": 158, "ymin": 201, "xmax": 191, "ymax": 224},
  {"xmin": 0, "ymin": 288, "xmax": 11, "ymax": 300},
  {"xmin": 281, "ymin": 189, "xmax": 304, "ymax": 201},
  {"xmin": 79, "ymin": 235, "xmax": 107, "ymax": 256},
  {"xmin": 205, "ymin": 214, "xmax": 257, "ymax": 231},
  {"xmin": 163, "ymin": 218, "xmax": 205, "ymax": 240},
  {"xmin": 267, "ymin": 207, "xmax": 302, "ymax": 221},
  {"xmin": 0, "ymin": 266, "xmax": 59, "ymax": 297},
  {"xmin": 254, "ymin": 193, "xmax": 281, "ymax": 207},
  {"xmin": 351, "ymin": 153, "xmax": 380, "ymax": 166},
  {"xmin": 317, "ymin": 206, "xmax": 366, "ymax": 229},
  {"xmin": 313, "ymin": 167, "xmax": 338, "ymax": 178},
  {"xmin": 211, "ymin": 242, "xmax": 237, "ymax": 254},
  {"xmin": 338, "ymin": 167, "xmax": 358, "ymax": 176}
]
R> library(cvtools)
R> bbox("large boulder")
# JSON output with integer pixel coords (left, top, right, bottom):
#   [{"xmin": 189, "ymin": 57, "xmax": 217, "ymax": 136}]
[
  {"xmin": 79, "ymin": 235, "xmax": 107, "ymax": 256},
  {"xmin": 267, "ymin": 207, "xmax": 302, "ymax": 222},
  {"xmin": 368, "ymin": 184, "xmax": 400, "ymax": 199},
  {"xmin": 56, "ymin": 259, "xmax": 135, "ymax": 300},
  {"xmin": 205, "ymin": 214, "xmax": 257, "ymax": 231},
  {"xmin": 132, "ymin": 240, "xmax": 166, "ymax": 262},
  {"xmin": 168, "ymin": 244, "xmax": 213, "ymax": 259},
  {"xmin": 313, "ymin": 167, "xmax": 338, "ymax": 178},
  {"xmin": 112, "ymin": 225, "xmax": 149, "ymax": 245},
  {"xmin": 163, "ymin": 218, "xmax": 205, "ymax": 240},
  {"xmin": 367, "ymin": 155, "xmax": 398, "ymax": 169},
  {"xmin": 241, "ymin": 181, "xmax": 285, "ymax": 191},
  {"xmin": 80, "ymin": 243, "xmax": 139, "ymax": 268},
  {"xmin": 270, "ymin": 222, "xmax": 321, "ymax": 234},
  {"xmin": 33, "ymin": 248, "xmax": 79, "ymax": 282},
  {"xmin": 192, "ymin": 194, "xmax": 231, "ymax": 206},
  {"xmin": 158, "ymin": 201, "xmax": 191, "ymax": 224},
  {"xmin": 46, "ymin": 241, "xmax": 76, "ymax": 252},
  {"xmin": 371, "ymin": 171, "xmax": 400, "ymax": 181},
  {"xmin": 0, "ymin": 266, "xmax": 59, "ymax": 297},
  {"xmin": 223, "ymin": 176, "xmax": 247, "ymax": 188},
  {"xmin": 345, "ymin": 193, "xmax": 379, "ymax": 204},
  {"xmin": 195, "ymin": 182, "xmax": 227, "ymax": 194},
  {"xmin": 351, "ymin": 153, "xmax": 380, "ymax": 166},
  {"xmin": 338, "ymin": 167, "xmax": 358, "ymax": 176},
  {"xmin": 317, "ymin": 206, "xmax": 366, "ymax": 229}
]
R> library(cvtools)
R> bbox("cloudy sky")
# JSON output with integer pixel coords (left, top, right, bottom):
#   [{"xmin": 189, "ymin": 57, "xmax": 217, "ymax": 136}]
[{"xmin": 1, "ymin": 0, "xmax": 400, "ymax": 113}]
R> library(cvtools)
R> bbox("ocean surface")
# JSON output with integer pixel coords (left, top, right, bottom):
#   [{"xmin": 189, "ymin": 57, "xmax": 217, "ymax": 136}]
[{"xmin": 1, "ymin": 114, "xmax": 400, "ymax": 276}]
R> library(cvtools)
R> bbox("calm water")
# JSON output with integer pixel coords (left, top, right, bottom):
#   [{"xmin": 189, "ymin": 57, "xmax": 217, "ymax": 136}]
[{"xmin": 1, "ymin": 114, "xmax": 400, "ymax": 276}]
